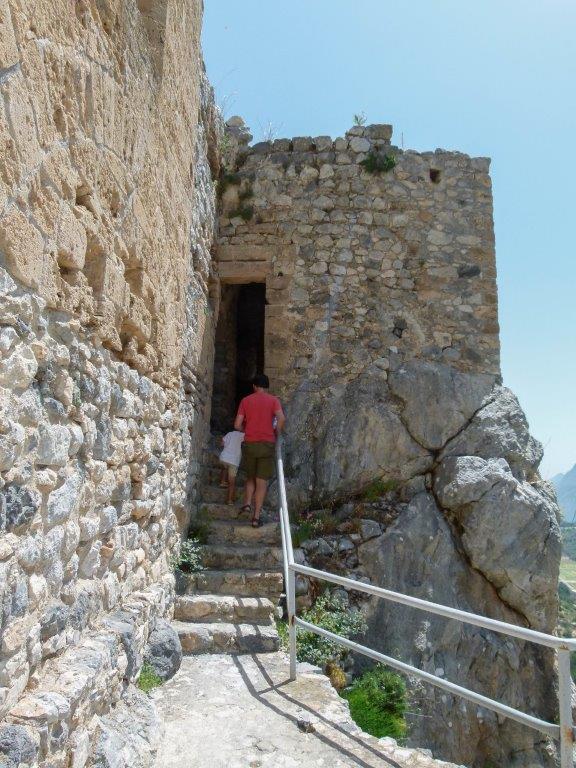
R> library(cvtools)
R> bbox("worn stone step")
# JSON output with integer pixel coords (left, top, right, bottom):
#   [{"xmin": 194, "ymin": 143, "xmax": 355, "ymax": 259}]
[
  {"xmin": 199, "ymin": 501, "xmax": 245, "ymax": 520},
  {"xmin": 199, "ymin": 502, "xmax": 277, "ymax": 526},
  {"xmin": 206, "ymin": 519, "xmax": 280, "ymax": 546},
  {"xmin": 202, "ymin": 467, "xmax": 247, "ymax": 485},
  {"xmin": 200, "ymin": 544, "xmax": 286, "ymax": 570},
  {"xmin": 174, "ymin": 620, "xmax": 280, "ymax": 654},
  {"xmin": 201, "ymin": 485, "xmax": 239, "ymax": 504},
  {"xmin": 174, "ymin": 594, "xmax": 276, "ymax": 624},
  {"xmin": 176, "ymin": 568, "xmax": 284, "ymax": 598},
  {"xmin": 202, "ymin": 451, "xmax": 224, "ymax": 470}
]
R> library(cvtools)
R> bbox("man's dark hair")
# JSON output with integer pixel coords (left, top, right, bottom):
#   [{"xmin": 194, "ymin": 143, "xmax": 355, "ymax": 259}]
[{"xmin": 252, "ymin": 373, "xmax": 270, "ymax": 389}]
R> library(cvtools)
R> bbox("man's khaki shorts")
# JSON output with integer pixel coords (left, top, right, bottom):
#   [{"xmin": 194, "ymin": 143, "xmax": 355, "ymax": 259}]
[{"xmin": 240, "ymin": 441, "xmax": 275, "ymax": 480}]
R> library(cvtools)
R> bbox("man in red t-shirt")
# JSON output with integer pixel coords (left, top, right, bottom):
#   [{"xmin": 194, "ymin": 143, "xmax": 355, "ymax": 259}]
[{"xmin": 234, "ymin": 374, "xmax": 285, "ymax": 527}]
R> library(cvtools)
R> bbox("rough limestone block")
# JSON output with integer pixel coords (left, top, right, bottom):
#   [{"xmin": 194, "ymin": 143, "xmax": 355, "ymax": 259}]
[
  {"xmin": 0, "ymin": 206, "xmax": 45, "ymax": 290},
  {"xmin": 36, "ymin": 424, "xmax": 72, "ymax": 467},
  {"xmin": 56, "ymin": 205, "xmax": 87, "ymax": 270},
  {"xmin": 0, "ymin": 724, "xmax": 38, "ymax": 767},
  {"xmin": 144, "ymin": 619, "xmax": 182, "ymax": 681},
  {"xmin": 45, "ymin": 472, "xmax": 83, "ymax": 527}
]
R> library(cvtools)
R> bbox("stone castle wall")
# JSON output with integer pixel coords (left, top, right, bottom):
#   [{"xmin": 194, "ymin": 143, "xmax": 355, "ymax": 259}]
[
  {"xmin": 0, "ymin": 3, "xmax": 562, "ymax": 766},
  {"xmin": 217, "ymin": 120, "xmax": 501, "ymax": 503},
  {"xmin": 215, "ymin": 120, "xmax": 561, "ymax": 767},
  {"xmin": 0, "ymin": 1, "xmax": 218, "ymax": 765},
  {"xmin": 218, "ymin": 121, "xmax": 499, "ymax": 392}
]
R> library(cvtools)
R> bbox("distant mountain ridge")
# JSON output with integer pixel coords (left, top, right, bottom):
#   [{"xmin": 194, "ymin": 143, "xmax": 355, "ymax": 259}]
[{"xmin": 552, "ymin": 464, "xmax": 576, "ymax": 522}]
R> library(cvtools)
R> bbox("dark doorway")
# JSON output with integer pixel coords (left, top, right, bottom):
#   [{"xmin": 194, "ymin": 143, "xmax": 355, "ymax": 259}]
[{"xmin": 211, "ymin": 282, "xmax": 266, "ymax": 433}]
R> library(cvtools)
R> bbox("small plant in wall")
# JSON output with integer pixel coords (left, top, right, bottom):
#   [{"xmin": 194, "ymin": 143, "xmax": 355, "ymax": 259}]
[
  {"xmin": 353, "ymin": 111, "xmax": 367, "ymax": 127},
  {"xmin": 171, "ymin": 537, "xmax": 204, "ymax": 573},
  {"xmin": 360, "ymin": 150, "xmax": 396, "ymax": 175},
  {"xmin": 216, "ymin": 171, "xmax": 240, "ymax": 198},
  {"xmin": 137, "ymin": 662, "xmax": 163, "ymax": 694}
]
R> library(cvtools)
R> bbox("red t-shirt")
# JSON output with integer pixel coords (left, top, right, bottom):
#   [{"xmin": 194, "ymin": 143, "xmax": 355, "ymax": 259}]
[{"xmin": 237, "ymin": 391, "xmax": 283, "ymax": 443}]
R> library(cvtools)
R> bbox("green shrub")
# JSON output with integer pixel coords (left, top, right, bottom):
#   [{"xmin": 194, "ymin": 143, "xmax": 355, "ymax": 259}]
[
  {"xmin": 171, "ymin": 537, "xmax": 204, "ymax": 573},
  {"xmin": 361, "ymin": 478, "xmax": 398, "ymax": 502},
  {"xmin": 238, "ymin": 186, "xmax": 254, "ymax": 202},
  {"xmin": 360, "ymin": 151, "xmax": 396, "ymax": 175},
  {"xmin": 235, "ymin": 204, "xmax": 254, "ymax": 221},
  {"xmin": 293, "ymin": 520, "xmax": 315, "ymax": 547},
  {"xmin": 341, "ymin": 665, "xmax": 407, "ymax": 740},
  {"xmin": 353, "ymin": 112, "xmax": 367, "ymax": 127},
  {"xmin": 297, "ymin": 593, "xmax": 367, "ymax": 667},
  {"xmin": 137, "ymin": 662, "xmax": 162, "ymax": 693},
  {"xmin": 188, "ymin": 519, "xmax": 211, "ymax": 544},
  {"xmin": 293, "ymin": 510, "xmax": 340, "ymax": 545},
  {"xmin": 217, "ymin": 171, "xmax": 240, "ymax": 197}
]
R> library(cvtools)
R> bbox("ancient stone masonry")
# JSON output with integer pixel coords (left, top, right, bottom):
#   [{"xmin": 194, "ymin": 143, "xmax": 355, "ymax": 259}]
[
  {"xmin": 216, "ymin": 120, "xmax": 562, "ymax": 767},
  {"xmin": 0, "ymin": 1, "xmax": 563, "ymax": 766},
  {"xmin": 0, "ymin": 1, "xmax": 219, "ymax": 766}
]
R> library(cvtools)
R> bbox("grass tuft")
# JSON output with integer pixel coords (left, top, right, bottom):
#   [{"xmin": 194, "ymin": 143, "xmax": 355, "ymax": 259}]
[
  {"xmin": 137, "ymin": 662, "xmax": 163, "ymax": 693},
  {"xmin": 360, "ymin": 151, "xmax": 396, "ymax": 175},
  {"xmin": 341, "ymin": 665, "xmax": 407, "ymax": 740},
  {"xmin": 361, "ymin": 478, "xmax": 398, "ymax": 503}
]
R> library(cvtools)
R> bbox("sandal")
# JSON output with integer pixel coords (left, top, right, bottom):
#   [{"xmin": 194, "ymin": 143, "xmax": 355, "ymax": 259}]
[
  {"xmin": 251, "ymin": 515, "xmax": 262, "ymax": 528},
  {"xmin": 237, "ymin": 504, "xmax": 252, "ymax": 518}
]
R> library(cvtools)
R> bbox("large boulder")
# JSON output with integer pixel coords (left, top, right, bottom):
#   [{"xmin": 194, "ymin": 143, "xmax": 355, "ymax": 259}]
[
  {"xmin": 358, "ymin": 493, "xmax": 556, "ymax": 768},
  {"xmin": 441, "ymin": 386, "xmax": 543, "ymax": 479},
  {"xmin": 434, "ymin": 456, "xmax": 561, "ymax": 630},
  {"xmin": 284, "ymin": 372, "xmax": 431, "ymax": 505},
  {"xmin": 388, "ymin": 359, "xmax": 496, "ymax": 449},
  {"xmin": 144, "ymin": 619, "xmax": 182, "ymax": 681}
]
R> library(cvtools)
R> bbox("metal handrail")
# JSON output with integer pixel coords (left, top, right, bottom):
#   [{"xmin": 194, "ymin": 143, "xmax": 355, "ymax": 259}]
[{"xmin": 275, "ymin": 436, "xmax": 574, "ymax": 767}]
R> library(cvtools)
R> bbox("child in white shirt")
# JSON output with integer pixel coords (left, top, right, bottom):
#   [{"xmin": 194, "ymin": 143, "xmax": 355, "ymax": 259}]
[{"xmin": 219, "ymin": 428, "xmax": 244, "ymax": 505}]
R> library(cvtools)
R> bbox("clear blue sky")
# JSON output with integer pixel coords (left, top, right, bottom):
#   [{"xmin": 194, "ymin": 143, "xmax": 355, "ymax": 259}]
[{"xmin": 202, "ymin": 1, "xmax": 575, "ymax": 478}]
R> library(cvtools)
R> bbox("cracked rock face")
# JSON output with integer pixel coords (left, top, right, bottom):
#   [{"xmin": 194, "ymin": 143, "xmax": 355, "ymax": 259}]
[
  {"xmin": 434, "ymin": 455, "xmax": 561, "ymax": 628},
  {"xmin": 358, "ymin": 493, "xmax": 557, "ymax": 768},
  {"xmin": 388, "ymin": 359, "xmax": 496, "ymax": 450},
  {"xmin": 284, "ymin": 362, "xmax": 560, "ymax": 767}
]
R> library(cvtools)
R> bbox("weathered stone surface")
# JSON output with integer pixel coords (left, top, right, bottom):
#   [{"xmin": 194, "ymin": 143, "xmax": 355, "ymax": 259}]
[
  {"xmin": 36, "ymin": 424, "xmax": 72, "ymax": 467},
  {"xmin": 388, "ymin": 360, "xmax": 496, "ymax": 449},
  {"xmin": 2, "ymin": 484, "xmax": 39, "ymax": 533},
  {"xmin": 0, "ymin": 1, "xmax": 218, "ymax": 760},
  {"xmin": 359, "ymin": 494, "xmax": 556, "ymax": 767},
  {"xmin": 433, "ymin": 455, "xmax": 512, "ymax": 508},
  {"xmin": 144, "ymin": 619, "xmax": 182, "ymax": 682},
  {"xmin": 284, "ymin": 375, "xmax": 431, "ymax": 505},
  {"xmin": 153, "ymin": 654, "xmax": 459, "ymax": 768},
  {"xmin": 45, "ymin": 472, "xmax": 83, "ymax": 527},
  {"xmin": 435, "ymin": 456, "xmax": 560, "ymax": 629},
  {"xmin": 90, "ymin": 687, "xmax": 163, "ymax": 768},
  {"xmin": 441, "ymin": 386, "xmax": 544, "ymax": 478},
  {"xmin": 0, "ymin": 724, "xmax": 38, "ymax": 766},
  {"xmin": 40, "ymin": 601, "xmax": 70, "ymax": 641}
]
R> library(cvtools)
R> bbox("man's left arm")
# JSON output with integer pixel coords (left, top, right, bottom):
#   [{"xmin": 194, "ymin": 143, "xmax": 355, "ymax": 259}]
[
  {"xmin": 274, "ymin": 400, "xmax": 286, "ymax": 434},
  {"xmin": 234, "ymin": 402, "xmax": 246, "ymax": 431}
]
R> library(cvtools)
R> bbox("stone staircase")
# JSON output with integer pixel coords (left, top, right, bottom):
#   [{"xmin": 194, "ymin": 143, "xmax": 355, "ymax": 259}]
[{"xmin": 173, "ymin": 440, "xmax": 286, "ymax": 654}]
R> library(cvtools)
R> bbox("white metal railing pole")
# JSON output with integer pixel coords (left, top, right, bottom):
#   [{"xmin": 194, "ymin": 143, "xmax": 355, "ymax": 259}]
[
  {"xmin": 276, "ymin": 436, "xmax": 297, "ymax": 681},
  {"xmin": 558, "ymin": 649, "xmax": 574, "ymax": 767},
  {"xmin": 288, "ymin": 567, "xmax": 297, "ymax": 680}
]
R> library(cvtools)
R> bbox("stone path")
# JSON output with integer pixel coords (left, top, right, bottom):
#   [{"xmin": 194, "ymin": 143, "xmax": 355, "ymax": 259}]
[
  {"xmin": 173, "ymin": 441, "xmax": 285, "ymax": 654},
  {"xmin": 153, "ymin": 653, "xmax": 463, "ymax": 768}
]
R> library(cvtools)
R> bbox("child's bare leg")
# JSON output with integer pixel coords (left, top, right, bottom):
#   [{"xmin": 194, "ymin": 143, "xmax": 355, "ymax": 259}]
[
  {"xmin": 227, "ymin": 473, "xmax": 236, "ymax": 504},
  {"xmin": 219, "ymin": 467, "xmax": 228, "ymax": 487}
]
